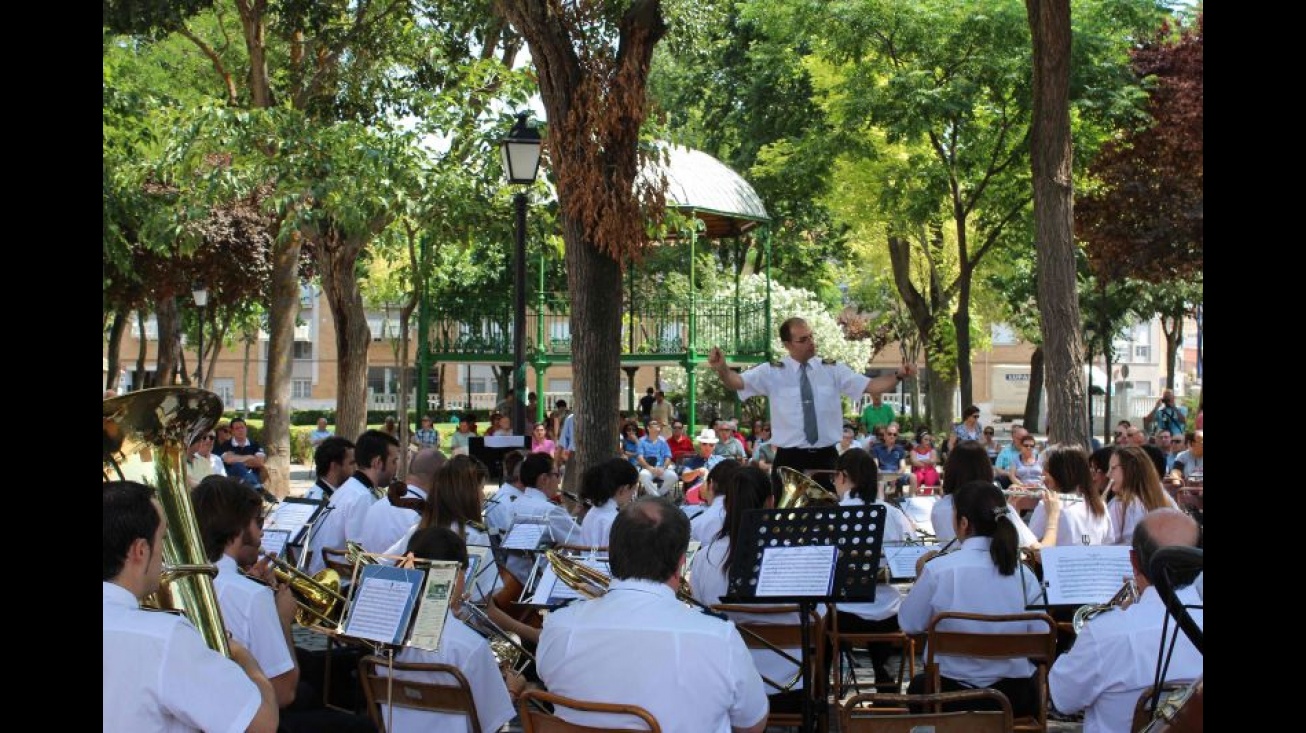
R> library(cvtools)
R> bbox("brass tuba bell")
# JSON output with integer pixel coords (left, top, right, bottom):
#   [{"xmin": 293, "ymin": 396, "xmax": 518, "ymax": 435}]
[
  {"xmin": 104, "ymin": 387, "xmax": 231, "ymax": 656},
  {"xmin": 775, "ymin": 466, "xmax": 840, "ymax": 509}
]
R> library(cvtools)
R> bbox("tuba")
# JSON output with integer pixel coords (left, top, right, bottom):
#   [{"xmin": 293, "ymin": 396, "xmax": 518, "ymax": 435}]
[
  {"xmin": 104, "ymin": 387, "xmax": 230, "ymax": 656},
  {"xmin": 776, "ymin": 466, "xmax": 839, "ymax": 509},
  {"xmin": 1072, "ymin": 576, "xmax": 1138, "ymax": 633}
]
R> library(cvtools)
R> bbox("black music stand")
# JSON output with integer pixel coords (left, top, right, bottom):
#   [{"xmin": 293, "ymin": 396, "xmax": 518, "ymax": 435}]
[{"xmin": 723, "ymin": 504, "xmax": 888, "ymax": 733}]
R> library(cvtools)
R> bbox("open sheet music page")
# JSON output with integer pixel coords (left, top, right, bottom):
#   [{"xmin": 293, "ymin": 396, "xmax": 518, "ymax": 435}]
[
  {"xmin": 264, "ymin": 498, "xmax": 323, "ymax": 545},
  {"xmin": 502, "ymin": 521, "xmax": 547, "ymax": 551},
  {"xmin": 756, "ymin": 545, "xmax": 836, "ymax": 597},
  {"xmin": 1041, "ymin": 545, "xmax": 1134, "ymax": 606},
  {"xmin": 407, "ymin": 562, "xmax": 459, "ymax": 651},
  {"xmin": 882, "ymin": 543, "xmax": 933, "ymax": 580},
  {"xmin": 260, "ymin": 529, "xmax": 292, "ymax": 560},
  {"xmin": 341, "ymin": 565, "xmax": 424, "ymax": 646}
]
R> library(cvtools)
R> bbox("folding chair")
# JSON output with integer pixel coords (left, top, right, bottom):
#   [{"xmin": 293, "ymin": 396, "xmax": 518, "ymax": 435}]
[
  {"xmin": 825, "ymin": 603, "xmax": 915, "ymax": 698},
  {"xmin": 517, "ymin": 688, "xmax": 660, "ymax": 732},
  {"xmin": 924, "ymin": 611, "xmax": 1058, "ymax": 733},
  {"xmin": 357, "ymin": 654, "xmax": 480, "ymax": 733},
  {"xmin": 840, "ymin": 689, "xmax": 1013, "ymax": 733}
]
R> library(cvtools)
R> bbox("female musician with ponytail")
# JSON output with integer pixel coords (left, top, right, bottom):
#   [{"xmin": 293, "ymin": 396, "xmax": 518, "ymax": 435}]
[{"xmin": 899, "ymin": 480, "xmax": 1047, "ymax": 718}]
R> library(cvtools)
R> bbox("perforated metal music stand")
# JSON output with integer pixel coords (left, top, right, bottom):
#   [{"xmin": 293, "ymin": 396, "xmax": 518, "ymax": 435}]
[{"xmin": 723, "ymin": 504, "xmax": 888, "ymax": 733}]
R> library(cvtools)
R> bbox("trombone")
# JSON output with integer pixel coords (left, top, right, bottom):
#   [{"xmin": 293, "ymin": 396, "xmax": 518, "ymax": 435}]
[
  {"xmin": 256, "ymin": 552, "xmax": 349, "ymax": 630},
  {"xmin": 546, "ymin": 550, "xmax": 806, "ymax": 693},
  {"xmin": 457, "ymin": 600, "xmax": 537, "ymax": 674}
]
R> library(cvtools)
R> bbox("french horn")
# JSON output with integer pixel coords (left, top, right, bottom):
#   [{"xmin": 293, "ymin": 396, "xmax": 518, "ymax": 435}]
[{"xmin": 776, "ymin": 466, "xmax": 839, "ymax": 509}]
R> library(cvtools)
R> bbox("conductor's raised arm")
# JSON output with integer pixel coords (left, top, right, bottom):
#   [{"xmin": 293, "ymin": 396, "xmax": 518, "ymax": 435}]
[
  {"xmin": 709, "ymin": 346, "xmax": 746, "ymax": 391},
  {"xmin": 865, "ymin": 362, "xmax": 917, "ymax": 398}
]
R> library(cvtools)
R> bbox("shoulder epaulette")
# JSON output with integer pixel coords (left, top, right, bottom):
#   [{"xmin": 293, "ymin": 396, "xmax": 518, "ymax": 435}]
[
  {"xmin": 770, "ymin": 360, "xmax": 785, "ymax": 368},
  {"xmin": 822, "ymin": 358, "xmax": 837, "ymax": 365}
]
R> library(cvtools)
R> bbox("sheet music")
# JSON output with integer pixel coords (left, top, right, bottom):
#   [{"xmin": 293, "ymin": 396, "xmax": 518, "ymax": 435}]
[
  {"xmin": 882, "ymin": 543, "xmax": 932, "ymax": 580},
  {"xmin": 264, "ymin": 499, "xmax": 323, "ymax": 545},
  {"xmin": 260, "ymin": 529, "xmax": 291, "ymax": 559},
  {"xmin": 755, "ymin": 545, "xmax": 836, "ymax": 597},
  {"xmin": 1041, "ymin": 545, "xmax": 1134, "ymax": 606},
  {"xmin": 502, "ymin": 522, "xmax": 547, "ymax": 551},
  {"xmin": 465, "ymin": 545, "xmax": 493, "ymax": 601},
  {"xmin": 484, "ymin": 435, "xmax": 527, "ymax": 449},
  {"xmin": 407, "ymin": 563, "xmax": 458, "ymax": 651},
  {"xmin": 341, "ymin": 565, "xmax": 424, "ymax": 645},
  {"xmin": 685, "ymin": 540, "xmax": 701, "ymax": 569}
]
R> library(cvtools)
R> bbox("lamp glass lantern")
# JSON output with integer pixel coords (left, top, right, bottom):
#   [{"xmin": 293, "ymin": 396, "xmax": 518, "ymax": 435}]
[
  {"xmin": 192, "ymin": 282, "xmax": 208, "ymax": 385},
  {"xmin": 499, "ymin": 113, "xmax": 543, "ymax": 185}
]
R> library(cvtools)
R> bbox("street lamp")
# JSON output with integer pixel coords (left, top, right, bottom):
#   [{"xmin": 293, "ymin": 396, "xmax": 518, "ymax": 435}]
[
  {"xmin": 499, "ymin": 112, "xmax": 543, "ymax": 438},
  {"xmin": 192, "ymin": 281, "xmax": 208, "ymax": 388}
]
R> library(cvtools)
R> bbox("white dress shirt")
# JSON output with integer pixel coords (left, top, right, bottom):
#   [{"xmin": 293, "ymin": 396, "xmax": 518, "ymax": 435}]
[
  {"xmin": 212, "ymin": 555, "xmax": 295, "ymax": 680},
  {"xmin": 931, "ymin": 494, "xmax": 1039, "ymax": 548},
  {"xmin": 357, "ymin": 484, "xmax": 427, "ymax": 554},
  {"xmin": 1049, "ymin": 585, "xmax": 1203, "ymax": 733},
  {"xmin": 103, "ymin": 582, "xmax": 261, "ymax": 733},
  {"xmin": 1027, "ymin": 499, "xmax": 1115, "ymax": 546},
  {"xmin": 898, "ymin": 536, "xmax": 1046, "ymax": 687},
  {"xmin": 484, "ymin": 483, "xmax": 524, "ymax": 536},
  {"xmin": 737, "ymin": 355, "xmax": 870, "ymax": 449},
  {"xmin": 503, "ymin": 487, "xmax": 580, "ymax": 582},
  {"xmin": 579, "ymin": 499, "xmax": 619, "ymax": 549},
  {"xmin": 1108, "ymin": 494, "xmax": 1179, "ymax": 545},
  {"xmin": 305, "ymin": 474, "xmax": 379, "ymax": 574},
  {"xmin": 538, "ymin": 578, "xmax": 769, "ymax": 733},
  {"xmin": 690, "ymin": 496, "xmax": 726, "ymax": 545},
  {"xmin": 836, "ymin": 495, "xmax": 917, "ymax": 621},
  {"xmin": 377, "ymin": 613, "xmax": 516, "ymax": 733}
]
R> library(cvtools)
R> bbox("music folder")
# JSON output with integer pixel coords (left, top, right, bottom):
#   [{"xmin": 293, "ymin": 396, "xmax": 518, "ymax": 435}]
[{"xmin": 337, "ymin": 561, "xmax": 461, "ymax": 651}]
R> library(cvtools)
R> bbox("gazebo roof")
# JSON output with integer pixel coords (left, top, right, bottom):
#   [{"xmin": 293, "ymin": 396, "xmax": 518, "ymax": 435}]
[{"xmin": 645, "ymin": 144, "xmax": 769, "ymax": 239}]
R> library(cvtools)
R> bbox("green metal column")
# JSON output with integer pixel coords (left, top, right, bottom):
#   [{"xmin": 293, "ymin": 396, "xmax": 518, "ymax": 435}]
[
  {"xmin": 687, "ymin": 220, "xmax": 698, "ymax": 432},
  {"xmin": 533, "ymin": 363, "xmax": 547, "ymax": 426},
  {"xmin": 763, "ymin": 228, "xmax": 773, "ymax": 419},
  {"xmin": 416, "ymin": 237, "xmax": 431, "ymax": 419},
  {"xmin": 534, "ymin": 247, "xmax": 548, "ymax": 426}
]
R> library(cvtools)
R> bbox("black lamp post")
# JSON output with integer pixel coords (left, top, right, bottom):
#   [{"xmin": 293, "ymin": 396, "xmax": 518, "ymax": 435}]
[
  {"xmin": 499, "ymin": 112, "xmax": 543, "ymax": 438},
  {"xmin": 192, "ymin": 282, "xmax": 208, "ymax": 388}
]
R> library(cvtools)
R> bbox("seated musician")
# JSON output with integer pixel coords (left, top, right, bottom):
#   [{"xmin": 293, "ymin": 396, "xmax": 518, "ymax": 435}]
[
  {"xmin": 690, "ymin": 460, "xmax": 742, "ymax": 544},
  {"xmin": 537, "ymin": 496, "xmax": 769, "ymax": 733},
  {"xmin": 306, "ymin": 429, "xmax": 401, "ymax": 575},
  {"xmin": 1026, "ymin": 444, "xmax": 1114, "ymax": 548},
  {"xmin": 689, "ymin": 466, "xmax": 809, "ymax": 713},
  {"xmin": 371, "ymin": 526, "xmax": 523, "ymax": 733},
  {"xmin": 827, "ymin": 448, "xmax": 919, "ymax": 686},
  {"xmin": 103, "ymin": 480, "xmax": 279, "ymax": 733},
  {"xmin": 1107, "ymin": 446, "xmax": 1179, "ymax": 545},
  {"xmin": 484, "ymin": 450, "xmax": 528, "ymax": 537},
  {"xmin": 357, "ymin": 448, "xmax": 444, "ymax": 554},
  {"xmin": 931, "ymin": 441, "xmax": 1038, "ymax": 551},
  {"xmin": 193, "ymin": 475, "xmax": 300, "ymax": 708},
  {"xmin": 502, "ymin": 452, "xmax": 581, "ymax": 584},
  {"xmin": 577, "ymin": 457, "xmax": 638, "ymax": 549},
  {"xmin": 1049, "ymin": 509, "xmax": 1203, "ymax": 733},
  {"xmin": 899, "ymin": 480, "xmax": 1046, "ymax": 718}
]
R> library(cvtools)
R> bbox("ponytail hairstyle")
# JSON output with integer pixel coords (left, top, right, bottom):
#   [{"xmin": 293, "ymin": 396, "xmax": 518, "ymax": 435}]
[
  {"xmin": 1042, "ymin": 444, "xmax": 1104, "ymax": 518},
  {"xmin": 703, "ymin": 458, "xmax": 742, "ymax": 504},
  {"xmin": 719, "ymin": 466, "xmax": 770, "ymax": 574},
  {"xmin": 835, "ymin": 447, "xmax": 878, "ymax": 503},
  {"xmin": 953, "ymin": 479, "xmax": 1020, "ymax": 575}
]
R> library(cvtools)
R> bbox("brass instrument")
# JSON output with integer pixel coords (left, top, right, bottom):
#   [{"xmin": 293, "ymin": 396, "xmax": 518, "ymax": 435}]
[
  {"xmin": 1072, "ymin": 576, "xmax": 1138, "ymax": 632},
  {"xmin": 546, "ymin": 550, "xmax": 805, "ymax": 692},
  {"xmin": 457, "ymin": 600, "xmax": 536, "ymax": 674},
  {"xmin": 261, "ymin": 552, "xmax": 348, "ymax": 629},
  {"xmin": 776, "ymin": 466, "xmax": 839, "ymax": 509},
  {"xmin": 104, "ymin": 387, "xmax": 231, "ymax": 657}
]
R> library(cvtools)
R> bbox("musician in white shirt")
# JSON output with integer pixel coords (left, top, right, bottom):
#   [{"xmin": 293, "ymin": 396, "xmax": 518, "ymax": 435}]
[
  {"xmin": 931, "ymin": 441, "xmax": 1037, "ymax": 549},
  {"xmin": 357, "ymin": 448, "xmax": 444, "ymax": 554},
  {"xmin": 306, "ymin": 436, "xmax": 355, "ymax": 502},
  {"xmin": 1049, "ymin": 509, "xmax": 1203, "ymax": 733},
  {"xmin": 1106, "ymin": 446, "xmax": 1179, "ymax": 545},
  {"xmin": 503, "ymin": 452, "xmax": 581, "ymax": 583},
  {"xmin": 578, "ymin": 457, "xmax": 638, "ymax": 549},
  {"xmin": 484, "ymin": 450, "xmax": 528, "ymax": 536},
  {"xmin": 690, "ymin": 460, "xmax": 741, "ymax": 545},
  {"xmin": 1026, "ymin": 444, "xmax": 1114, "ymax": 548},
  {"xmin": 305, "ymin": 430, "xmax": 400, "ymax": 575},
  {"xmin": 899, "ymin": 480, "xmax": 1046, "ymax": 718}
]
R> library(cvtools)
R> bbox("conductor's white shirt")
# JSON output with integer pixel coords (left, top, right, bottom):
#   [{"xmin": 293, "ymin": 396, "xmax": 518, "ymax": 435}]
[
  {"xmin": 538, "ymin": 578, "xmax": 769, "ymax": 733},
  {"xmin": 212, "ymin": 555, "xmax": 296, "ymax": 680},
  {"xmin": 1049, "ymin": 585, "xmax": 1203, "ymax": 733},
  {"xmin": 103, "ymin": 582, "xmax": 261, "ymax": 733},
  {"xmin": 898, "ymin": 536, "xmax": 1046, "ymax": 687},
  {"xmin": 356, "ymin": 484, "xmax": 427, "ymax": 554},
  {"xmin": 737, "ymin": 356, "xmax": 870, "ymax": 449}
]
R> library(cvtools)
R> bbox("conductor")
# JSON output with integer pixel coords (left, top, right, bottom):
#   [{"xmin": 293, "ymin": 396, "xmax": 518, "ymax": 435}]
[{"xmin": 708, "ymin": 317, "xmax": 916, "ymax": 487}]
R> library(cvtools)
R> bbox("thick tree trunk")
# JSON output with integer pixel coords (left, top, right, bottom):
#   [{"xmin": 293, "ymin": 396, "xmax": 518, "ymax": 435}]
[
  {"xmin": 106, "ymin": 309, "xmax": 128, "ymax": 391},
  {"xmin": 1162, "ymin": 315, "xmax": 1182, "ymax": 391},
  {"xmin": 136, "ymin": 311, "xmax": 151, "ymax": 390},
  {"xmin": 319, "ymin": 230, "xmax": 371, "ymax": 443},
  {"xmin": 565, "ymin": 216, "xmax": 624, "ymax": 482},
  {"xmin": 262, "ymin": 230, "xmax": 305, "ymax": 499},
  {"xmin": 1024, "ymin": 346, "xmax": 1045, "ymax": 431},
  {"xmin": 155, "ymin": 297, "xmax": 181, "ymax": 386},
  {"xmin": 887, "ymin": 234, "xmax": 954, "ymax": 432},
  {"xmin": 952, "ymin": 268, "xmax": 974, "ymax": 409},
  {"xmin": 1027, "ymin": 0, "xmax": 1086, "ymax": 446}
]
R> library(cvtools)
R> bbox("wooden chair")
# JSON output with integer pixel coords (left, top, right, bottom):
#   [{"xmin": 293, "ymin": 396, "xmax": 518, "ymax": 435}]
[
  {"xmin": 840, "ymin": 689, "xmax": 1013, "ymax": 733},
  {"xmin": 1132, "ymin": 679, "xmax": 1200, "ymax": 732},
  {"xmin": 517, "ymin": 689, "xmax": 660, "ymax": 732},
  {"xmin": 713, "ymin": 603, "xmax": 827, "ymax": 733},
  {"xmin": 825, "ymin": 602, "xmax": 915, "ymax": 698},
  {"xmin": 924, "ymin": 611, "xmax": 1058, "ymax": 733},
  {"xmin": 357, "ymin": 653, "xmax": 480, "ymax": 733}
]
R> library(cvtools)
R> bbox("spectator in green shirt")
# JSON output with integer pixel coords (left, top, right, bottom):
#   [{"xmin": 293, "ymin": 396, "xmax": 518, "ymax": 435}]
[{"xmin": 861, "ymin": 395, "xmax": 897, "ymax": 436}]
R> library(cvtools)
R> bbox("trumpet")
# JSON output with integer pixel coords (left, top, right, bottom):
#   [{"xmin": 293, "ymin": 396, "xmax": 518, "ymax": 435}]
[
  {"xmin": 457, "ymin": 600, "xmax": 536, "ymax": 674},
  {"xmin": 257, "ymin": 552, "xmax": 349, "ymax": 630},
  {"xmin": 1072, "ymin": 576, "xmax": 1138, "ymax": 632},
  {"xmin": 546, "ymin": 550, "xmax": 806, "ymax": 693}
]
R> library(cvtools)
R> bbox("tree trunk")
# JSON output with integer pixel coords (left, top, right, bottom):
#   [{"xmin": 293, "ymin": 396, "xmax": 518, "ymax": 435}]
[
  {"xmin": 318, "ymin": 228, "xmax": 371, "ymax": 443},
  {"xmin": 262, "ymin": 229, "xmax": 305, "ymax": 499},
  {"xmin": 136, "ymin": 311, "xmax": 151, "ymax": 390},
  {"xmin": 106, "ymin": 309, "xmax": 128, "ymax": 391},
  {"xmin": 924, "ymin": 358, "xmax": 956, "ymax": 437},
  {"xmin": 206, "ymin": 320, "xmax": 230, "ymax": 393},
  {"xmin": 1023, "ymin": 345, "xmax": 1045, "ymax": 431},
  {"xmin": 1161, "ymin": 314, "xmax": 1182, "ymax": 391},
  {"xmin": 155, "ymin": 297, "xmax": 181, "ymax": 387},
  {"xmin": 952, "ymin": 266, "xmax": 974, "ymax": 409},
  {"xmin": 1027, "ymin": 0, "xmax": 1087, "ymax": 446},
  {"xmin": 886, "ymin": 234, "xmax": 953, "ymax": 432}
]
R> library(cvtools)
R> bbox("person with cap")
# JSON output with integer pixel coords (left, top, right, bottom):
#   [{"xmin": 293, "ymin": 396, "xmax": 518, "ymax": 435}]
[
  {"xmin": 708, "ymin": 317, "xmax": 916, "ymax": 489},
  {"xmin": 680, "ymin": 427, "xmax": 726, "ymax": 499}
]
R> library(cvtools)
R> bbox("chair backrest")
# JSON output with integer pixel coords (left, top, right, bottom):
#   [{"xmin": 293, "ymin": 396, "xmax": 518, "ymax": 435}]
[
  {"xmin": 841, "ymin": 689, "xmax": 1013, "ymax": 733},
  {"xmin": 357, "ymin": 654, "xmax": 480, "ymax": 733},
  {"xmin": 711, "ymin": 602, "xmax": 825, "ymax": 727},
  {"xmin": 925, "ymin": 611, "xmax": 1057, "ymax": 731},
  {"xmin": 1132, "ymin": 679, "xmax": 1199, "ymax": 733},
  {"xmin": 517, "ymin": 689, "xmax": 660, "ymax": 733}
]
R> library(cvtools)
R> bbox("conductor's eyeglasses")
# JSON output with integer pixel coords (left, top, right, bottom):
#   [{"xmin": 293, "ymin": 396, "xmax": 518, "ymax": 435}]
[{"xmin": 787, "ymin": 335, "xmax": 814, "ymax": 344}]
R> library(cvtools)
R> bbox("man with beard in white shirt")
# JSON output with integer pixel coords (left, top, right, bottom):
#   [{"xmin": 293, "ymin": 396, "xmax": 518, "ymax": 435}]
[
  {"xmin": 357, "ymin": 448, "xmax": 445, "ymax": 554},
  {"xmin": 305, "ymin": 429, "xmax": 400, "ymax": 574}
]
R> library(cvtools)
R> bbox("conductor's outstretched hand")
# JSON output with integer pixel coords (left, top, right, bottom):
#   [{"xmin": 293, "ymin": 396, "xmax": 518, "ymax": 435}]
[{"xmin": 708, "ymin": 346, "xmax": 725, "ymax": 369}]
